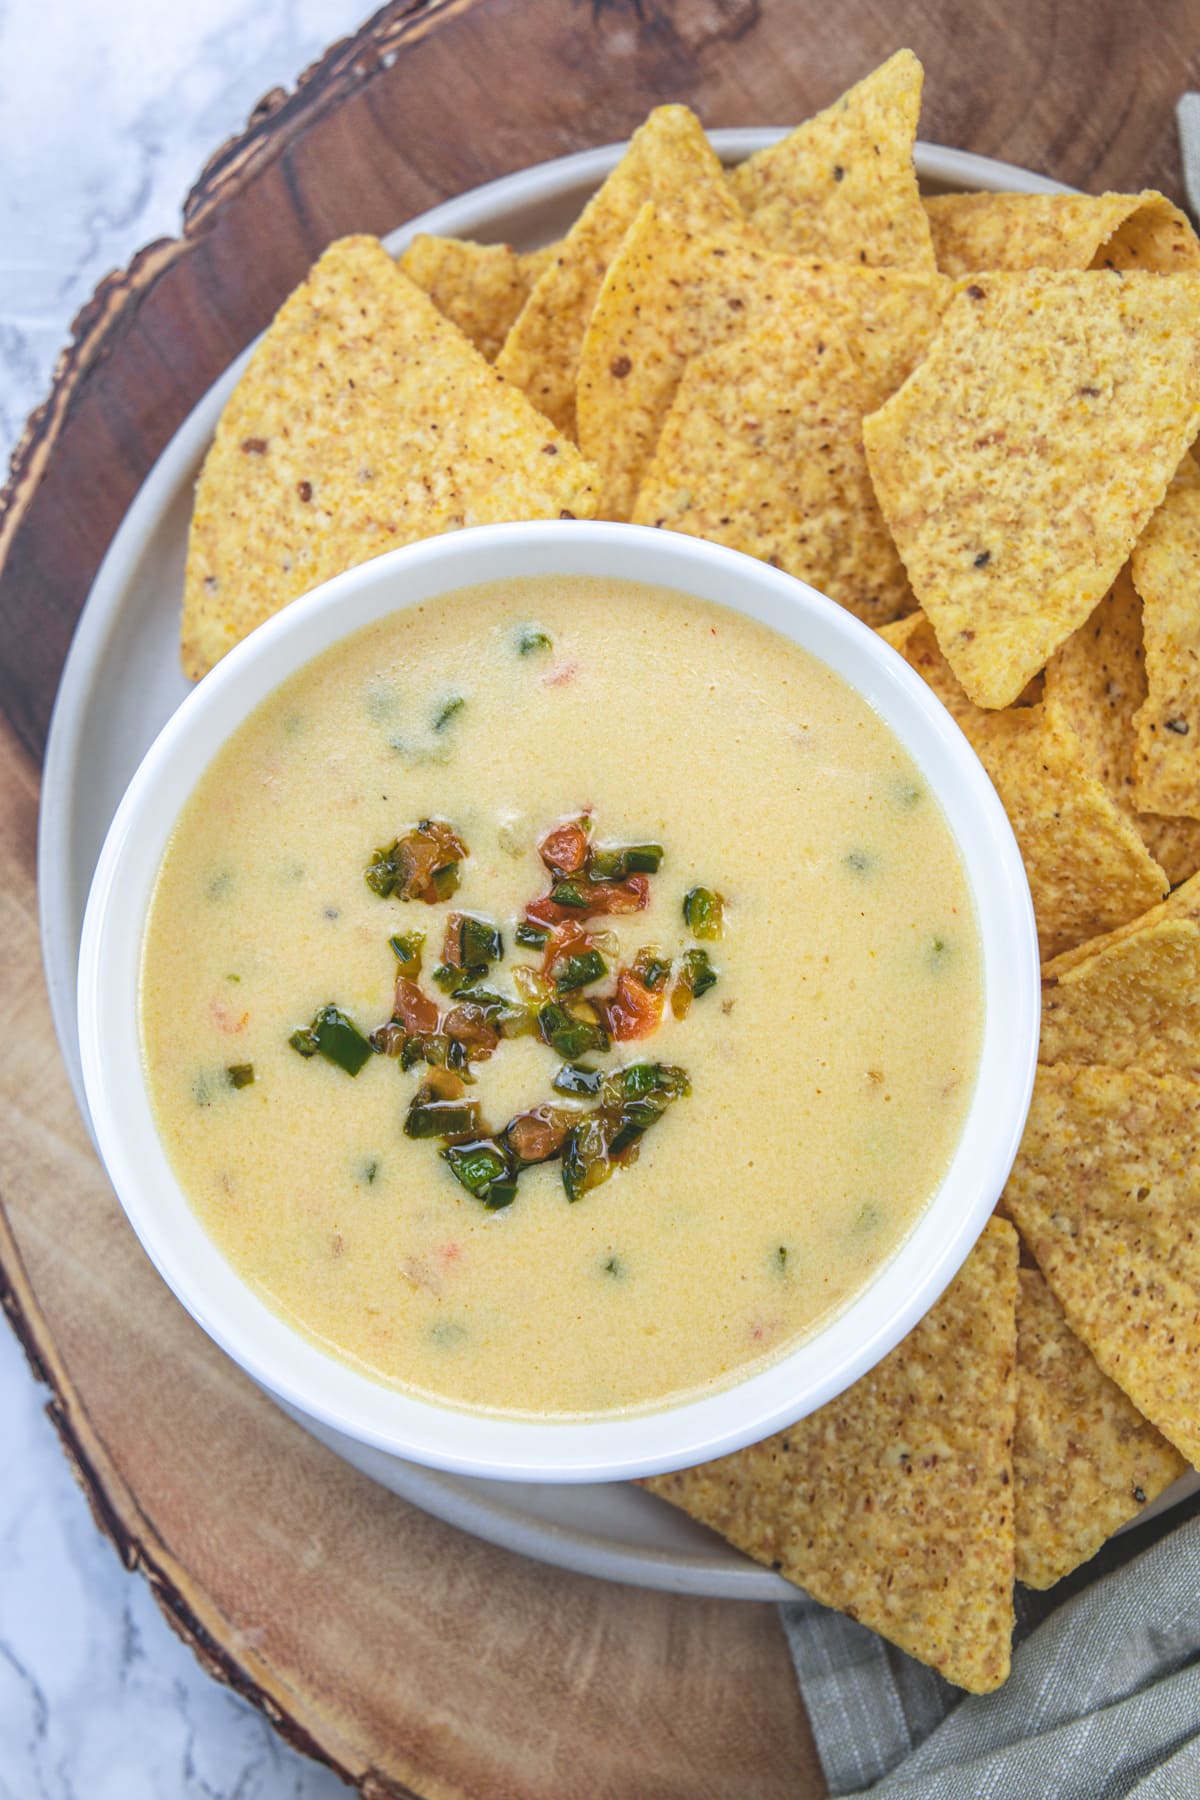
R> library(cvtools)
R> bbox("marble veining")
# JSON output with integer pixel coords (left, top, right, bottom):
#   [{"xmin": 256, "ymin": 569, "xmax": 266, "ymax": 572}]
[{"xmin": 0, "ymin": 2, "xmax": 380, "ymax": 1793}]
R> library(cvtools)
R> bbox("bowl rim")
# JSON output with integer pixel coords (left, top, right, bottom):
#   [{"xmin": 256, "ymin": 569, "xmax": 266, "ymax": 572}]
[{"xmin": 77, "ymin": 520, "xmax": 1040, "ymax": 1482}]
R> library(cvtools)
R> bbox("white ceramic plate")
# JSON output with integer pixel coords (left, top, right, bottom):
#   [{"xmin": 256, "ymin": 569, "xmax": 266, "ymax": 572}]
[{"xmin": 39, "ymin": 132, "xmax": 1198, "ymax": 1600}]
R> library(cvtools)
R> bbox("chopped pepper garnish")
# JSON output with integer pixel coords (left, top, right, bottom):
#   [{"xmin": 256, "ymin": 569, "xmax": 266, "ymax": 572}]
[
  {"xmin": 589, "ymin": 843, "xmax": 664, "ymax": 879},
  {"xmin": 670, "ymin": 947, "xmax": 718, "ymax": 1018},
  {"xmin": 518, "ymin": 626, "xmax": 553, "ymax": 656},
  {"xmin": 553, "ymin": 948, "xmax": 609, "ymax": 994},
  {"xmin": 515, "ymin": 919, "xmax": 551, "ymax": 950},
  {"xmin": 539, "ymin": 818, "xmax": 591, "ymax": 876},
  {"xmin": 536, "ymin": 1001, "xmax": 610, "ymax": 1060},
  {"xmin": 561, "ymin": 1063, "xmax": 690, "ymax": 1201},
  {"xmin": 365, "ymin": 819, "xmax": 468, "ymax": 904},
  {"xmin": 289, "ymin": 1005, "xmax": 374, "ymax": 1076},
  {"xmin": 441, "ymin": 1138, "xmax": 518, "ymax": 1208},
  {"xmin": 388, "ymin": 931, "xmax": 425, "ymax": 978},
  {"xmin": 683, "ymin": 886, "xmax": 725, "ymax": 940},
  {"xmin": 552, "ymin": 1062, "xmax": 604, "ymax": 1096},
  {"xmin": 505, "ymin": 1105, "xmax": 576, "ymax": 1166},
  {"xmin": 432, "ymin": 694, "xmax": 465, "ymax": 733},
  {"xmin": 632, "ymin": 947, "xmax": 671, "ymax": 991},
  {"xmin": 226, "ymin": 1063, "xmax": 255, "ymax": 1089}
]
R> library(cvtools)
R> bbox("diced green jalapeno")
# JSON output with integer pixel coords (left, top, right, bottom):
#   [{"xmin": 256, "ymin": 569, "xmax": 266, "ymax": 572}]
[
  {"xmin": 683, "ymin": 886, "xmax": 725, "ymax": 940},
  {"xmin": 561, "ymin": 1116, "xmax": 616, "ymax": 1203},
  {"xmin": 553, "ymin": 949, "xmax": 608, "ymax": 993},
  {"xmin": 226, "ymin": 1063, "xmax": 255, "ymax": 1089},
  {"xmin": 536, "ymin": 1002, "xmax": 609, "ymax": 1060},
  {"xmin": 388, "ymin": 931, "xmax": 425, "ymax": 977},
  {"xmin": 441, "ymin": 1139, "xmax": 518, "ymax": 1208},
  {"xmin": 432, "ymin": 694, "xmax": 465, "ymax": 732},
  {"xmin": 552, "ymin": 1062, "xmax": 604, "ymax": 1096},
  {"xmin": 550, "ymin": 880, "xmax": 589, "ymax": 909},
  {"xmin": 589, "ymin": 843, "xmax": 664, "ymax": 879},
  {"xmin": 515, "ymin": 920, "xmax": 551, "ymax": 950},
  {"xmin": 458, "ymin": 915, "xmax": 503, "ymax": 966},
  {"xmin": 289, "ymin": 1005, "xmax": 373, "ymax": 1076},
  {"xmin": 404, "ymin": 1096, "xmax": 480, "ymax": 1140},
  {"xmin": 431, "ymin": 863, "xmax": 460, "ymax": 902},
  {"xmin": 518, "ymin": 626, "xmax": 553, "ymax": 656}
]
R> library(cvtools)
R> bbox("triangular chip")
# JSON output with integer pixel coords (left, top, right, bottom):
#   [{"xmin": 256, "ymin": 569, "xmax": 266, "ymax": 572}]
[
  {"xmin": 398, "ymin": 235, "xmax": 553, "ymax": 362},
  {"xmin": 1014, "ymin": 1266, "xmax": 1186, "ymax": 1591},
  {"xmin": 924, "ymin": 190, "xmax": 1200, "ymax": 278},
  {"xmin": 1040, "ymin": 917, "xmax": 1200, "ymax": 1078},
  {"xmin": 644, "ymin": 1218, "xmax": 1019, "ymax": 1694},
  {"xmin": 579, "ymin": 202, "xmax": 949, "ymax": 520},
  {"xmin": 1131, "ymin": 472, "xmax": 1200, "ymax": 819},
  {"xmin": 1045, "ymin": 866, "xmax": 1200, "ymax": 978},
  {"xmin": 863, "ymin": 271, "xmax": 1200, "ymax": 709},
  {"xmin": 493, "ymin": 105, "xmax": 743, "ymax": 437},
  {"xmin": 731, "ymin": 50, "xmax": 935, "ymax": 271},
  {"xmin": 1004, "ymin": 1062, "xmax": 1200, "ymax": 1467},
  {"xmin": 180, "ymin": 237, "xmax": 598, "ymax": 680},
  {"xmin": 1044, "ymin": 568, "xmax": 1200, "ymax": 885},
  {"xmin": 880, "ymin": 613, "xmax": 1168, "ymax": 959},
  {"xmin": 631, "ymin": 313, "xmax": 912, "ymax": 624}
]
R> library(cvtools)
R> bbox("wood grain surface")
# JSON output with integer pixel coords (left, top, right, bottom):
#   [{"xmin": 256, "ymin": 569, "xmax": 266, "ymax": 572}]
[{"xmin": 3, "ymin": 2, "xmax": 1198, "ymax": 1793}]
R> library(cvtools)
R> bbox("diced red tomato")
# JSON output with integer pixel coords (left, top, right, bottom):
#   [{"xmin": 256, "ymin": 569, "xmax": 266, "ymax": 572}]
[
  {"xmin": 598, "ymin": 969, "xmax": 664, "ymax": 1040},
  {"xmin": 394, "ymin": 976, "xmax": 439, "ymax": 1035},
  {"xmin": 538, "ymin": 819, "xmax": 590, "ymax": 876}
]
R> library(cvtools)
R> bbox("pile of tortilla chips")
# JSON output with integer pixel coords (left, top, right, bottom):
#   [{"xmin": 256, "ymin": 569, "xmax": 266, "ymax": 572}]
[{"xmin": 180, "ymin": 50, "xmax": 1200, "ymax": 1694}]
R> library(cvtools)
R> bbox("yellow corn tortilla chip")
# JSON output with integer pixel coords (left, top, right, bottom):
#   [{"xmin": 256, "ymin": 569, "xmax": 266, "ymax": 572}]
[
  {"xmin": 1044, "ymin": 568, "xmax": 1200, "ymax": 886},
  {"xmin": 643, "ymin": 1218, "xmax": 1018, "ymax": 1693},
  {"xmin": 1004, "ymin": 1062, "xmax": 1200, "ymax": 1468},
  {"xmin": 1014, "ymin": 1266, "xmax": 1185, "ymax": 1590},
  {"xmin": 181, "ymin": 236, "xmax": 597, "ymax": 680},
  {"xmin": 880, "ymin": 613, "xmax": 1168, "ymax": 958},
  {"xmin": 1044, "ymin": 866, "xmax": 1200, "ymax": 978},
  {"xmin": 731, "ymin": 50, "xmax": 935, "ymax": 272},
  {"xmin": 924, "ymin": 190, "xmax": 1200, "ymax": 278},
  {"xmin": 631, "ymin": 315, "xmax": 913, "ymax": 624},
  {"xmin": 494, "ymin": 105, "xmax": 743, "ymax": 438},
  {"xmin": 579, "ymin": 202, "xmax": 949, "ymax": 521},
  {"xmin": 1040, "ymin": 918, "xmax": 1200, "ymax": 1079},
  {"xmin": 863, "ymin": 271, "xmax": 1200, "ymax": 710},
  {"xmin": 1131, "ymin": 475, "xmax": 1200, "ymax": 819},
  {"xmin": 398, "ymin": 235, "xmax": 552, "ymax": 362}
]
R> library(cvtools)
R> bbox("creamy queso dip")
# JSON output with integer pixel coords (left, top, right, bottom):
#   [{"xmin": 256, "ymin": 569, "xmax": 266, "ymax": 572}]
[{"xmin": 141, "ymin": 576, "xmax": 982, "ymax": 1417}]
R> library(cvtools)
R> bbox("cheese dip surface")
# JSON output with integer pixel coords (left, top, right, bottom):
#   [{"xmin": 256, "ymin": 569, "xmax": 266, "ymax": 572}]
[{"xmin": 140, "ymin": 576, "xmax": 982, "ymax": 1418}]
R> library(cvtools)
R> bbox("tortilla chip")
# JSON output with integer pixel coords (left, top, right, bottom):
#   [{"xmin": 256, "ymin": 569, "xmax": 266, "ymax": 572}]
[
  {"xmin": 579, "ymin": 203, "xmax": 949, "ymax": 520},
  {"xmin": 1040, "ymin": 918, "xmax": 1200, "ymax": 1079},
  {"xmin": 1044, "ymin": 569, "xmax": 1200, "ymax": 885},
  {"xmin": 1014, "ymin": 1266, "xmax": 1186, "ymax": 1590},
  {"xmin": 644, "ymin": 1218, "xmax": 1018, "ymax": 1694},
  {"xmin": 398, "ymin": 236, "xmax": 551, "ymax": 362},
  {"xmin": 924, "ymin": 190, "xmax": 1200, "ymax": 279},
  {"xmin": 181, "ymin": 237, "xmax": 597, "ymax": 680},
  {"xmin": 494, "ymin": 105, "xmax": 743, "ymax": 438},
  {"xmin": 1131, "ymin": 476, "xmax": 1200, "ymax": 819},
  {"xmin": 631, "ymin": 315, "xmax": 913, "ymax": 624},
  {"xmin": 1004, "ymin": 1063, "xmax": 1200, "ymax": 1468},
  {"xmin": 880, "ymin": 613, "xmax": 1168, "ymax": 958},
  {"xmin": 731, "ymin": 50, "xmax": 935, "ymax": 272},
  {"xmin": 863, "ymin": 271, "xmax": 1200, "ymax": 710},
  {"xmin": 1044, "ymin": 866, "xmax": 1200, "ymax": 978}
]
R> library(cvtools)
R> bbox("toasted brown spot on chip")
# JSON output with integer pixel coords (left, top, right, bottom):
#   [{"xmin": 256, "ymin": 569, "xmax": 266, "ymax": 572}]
[{"xmin": 643, "ymin": 1219, "xmax": 1019, "ymax": 1694}]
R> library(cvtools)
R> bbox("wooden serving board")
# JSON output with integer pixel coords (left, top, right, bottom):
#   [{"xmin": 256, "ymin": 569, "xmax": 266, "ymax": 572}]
[{"xmin": 2, "ymin": 3, "xmax": 1197, "ymax": 1792}]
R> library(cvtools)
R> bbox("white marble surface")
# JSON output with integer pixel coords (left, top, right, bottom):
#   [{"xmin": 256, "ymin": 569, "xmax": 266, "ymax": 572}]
[{"xmin": 0, "ymin": 4, "xmax": 382, "ymax": 1794}]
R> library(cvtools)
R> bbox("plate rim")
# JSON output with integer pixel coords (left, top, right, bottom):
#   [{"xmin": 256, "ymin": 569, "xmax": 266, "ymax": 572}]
[{"xmin": 39, "ymin": 130, "xmax": 1194, "ymax": 1604}]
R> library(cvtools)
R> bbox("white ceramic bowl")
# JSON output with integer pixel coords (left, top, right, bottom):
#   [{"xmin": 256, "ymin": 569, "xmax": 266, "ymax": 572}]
[{"xmin": 77, "ymin": 520, "xmax": 1040, "ymax": 1483}]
